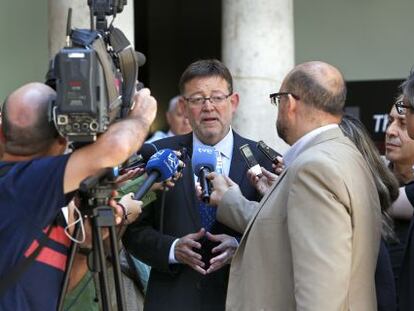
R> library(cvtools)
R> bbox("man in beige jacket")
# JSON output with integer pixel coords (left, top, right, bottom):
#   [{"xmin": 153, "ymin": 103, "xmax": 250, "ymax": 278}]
[{"xmin": 209, "ymin": 61, "xmax": 382, "ymax": 311}]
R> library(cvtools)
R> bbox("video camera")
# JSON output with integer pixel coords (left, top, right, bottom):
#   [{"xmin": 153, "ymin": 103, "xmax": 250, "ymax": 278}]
[{"xmin": 48, "ymin": 0, "xmax": 140, "ymax": 143}]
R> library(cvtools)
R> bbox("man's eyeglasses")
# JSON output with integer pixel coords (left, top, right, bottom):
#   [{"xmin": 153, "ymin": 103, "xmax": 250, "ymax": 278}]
[
  {"xmin": 269, "ymin": 92, "xmax": 300, "ymax": 106},
  {"xmin": 395, "ymin": 100, "xmax": 414, "ymax": 115},
  {"xmin": 183, "ymin": 94, "xmax": 232, "ymax": 107}
]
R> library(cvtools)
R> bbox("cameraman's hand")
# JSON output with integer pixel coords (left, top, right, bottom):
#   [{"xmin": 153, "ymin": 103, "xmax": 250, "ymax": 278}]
[{"xmin": 130, "ymin": 88, "xmax": 157, "ymax": 127}]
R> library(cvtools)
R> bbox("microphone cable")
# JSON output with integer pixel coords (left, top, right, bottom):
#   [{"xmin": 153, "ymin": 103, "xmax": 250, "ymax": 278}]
[{"xmin": 159, "ymin": 190, "xmax": 167, "ymax": 234}]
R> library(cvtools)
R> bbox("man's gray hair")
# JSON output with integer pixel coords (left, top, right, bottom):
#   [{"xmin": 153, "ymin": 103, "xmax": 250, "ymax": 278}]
[{"xmin": 168, "ymin": 95, "xmax": 181, "ymax": 112}]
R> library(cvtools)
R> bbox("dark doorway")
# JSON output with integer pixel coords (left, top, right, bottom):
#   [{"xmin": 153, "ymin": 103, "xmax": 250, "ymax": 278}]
[
  {"xmin": 345, "ymin": 79, "xmax": 403, "ymax": 153},
  {"xmin": 134, "ymin": 0, "xmax": 222, "ymax": 132}
]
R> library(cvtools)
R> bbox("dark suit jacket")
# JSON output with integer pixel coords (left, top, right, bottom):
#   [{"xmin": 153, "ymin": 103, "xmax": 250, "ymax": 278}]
[{"xmin": 123, "ymin": 131, "xmax": 273, "ymax": 311}]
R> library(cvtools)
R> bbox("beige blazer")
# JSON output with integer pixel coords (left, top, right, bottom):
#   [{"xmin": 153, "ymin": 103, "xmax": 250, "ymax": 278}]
[{"xmin": 217, "ymin": 128, "xmax": 381, "ymax": 311}]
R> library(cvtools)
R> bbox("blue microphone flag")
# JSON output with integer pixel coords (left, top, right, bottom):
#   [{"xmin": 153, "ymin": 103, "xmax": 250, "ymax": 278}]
[
  {"xmin": 146, "ymin": 149, "xmax": 179, "ymax": 182},
  {"xmin": 192, "ymin": 146, "xmax": 216, "ymax": 176}
]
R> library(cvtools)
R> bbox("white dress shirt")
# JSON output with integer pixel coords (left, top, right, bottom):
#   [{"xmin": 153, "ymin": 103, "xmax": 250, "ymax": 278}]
[{"xmin": 283, "ymin": 124, "xmax": 339, "ymax": 168}]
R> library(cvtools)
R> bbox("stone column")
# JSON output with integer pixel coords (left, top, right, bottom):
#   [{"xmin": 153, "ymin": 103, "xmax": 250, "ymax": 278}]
[
  {"xmin": 222, "ymin": 0, "xmax": 294, "ymax": 152},
  {"xmin": 48, "ymin": 0, "xmax": 134, "ymax": 59}
]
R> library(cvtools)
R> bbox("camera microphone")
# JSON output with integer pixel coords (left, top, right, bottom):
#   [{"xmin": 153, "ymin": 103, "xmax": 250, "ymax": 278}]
[
  {"xmin": 134, "ymin": 149, "xmax": 180, "ymax": 200},
  {"xmin": 192, "ymin": 146, "xmax": 217, "ymax": 203}
]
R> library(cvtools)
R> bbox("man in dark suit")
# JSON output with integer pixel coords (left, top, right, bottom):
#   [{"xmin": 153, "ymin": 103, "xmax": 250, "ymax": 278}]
[
  {"xmin": 395, "ymin": 69, "xmax": 414, "ymax": 311},
  {"xmin": 123, "ymin": 59, "xmax": 272, "ymax": 311}
]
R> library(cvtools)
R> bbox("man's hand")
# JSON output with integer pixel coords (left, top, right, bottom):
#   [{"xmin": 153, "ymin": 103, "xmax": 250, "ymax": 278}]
[
  {"xmin": 129, "ymin": 88, "xmax": 157, "ymax": 126},
  {"xmin": 175, "ymin": 228, "xmax": 206, "ymax": 275},
  {"xmin": 150, "ymin": 155, "xmax": 185, "ymax": 191},
  {"xmin": 208, "ymin": 173, "xmax": 241, "ymax": 206},
  {"xmin": 247, "ymin": 166, "xmax": 278, "ymax": 196},
  {"xmin": 115, "ymin": 167, "xmax": 145, "ymax": 186},
  {"xmin": 272, "ymin": 156, "xmax": 285, "ymax": 175},
  {"xmin": 108, "ymin": 191, "xmax": 125, "ymax": 225},
  {"xmin": 117, "ymin": 192, "xmax": 143, "ymax": 224},
  {"xmin": 206, "ymin": 232, "xmax": 238, "ymax": 274}
]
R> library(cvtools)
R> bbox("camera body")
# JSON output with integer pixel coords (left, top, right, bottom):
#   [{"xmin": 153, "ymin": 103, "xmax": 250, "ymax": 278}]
[
  {"xmin": 50, "ymin": 0, "xmax": 138, "ymax": 143},
  {"xmin": 53, "ymin": 47, "xmax": 117, "ymax": 142},
  {"xmin": 88, "ymin": 0, "xmax": 126, "ymax": 16}
]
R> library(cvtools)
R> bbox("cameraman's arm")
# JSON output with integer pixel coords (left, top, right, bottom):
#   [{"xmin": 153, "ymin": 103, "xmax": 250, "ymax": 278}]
[{"xmin": 63, "ymin": 89, "xmax": 156, "ymax": 193}]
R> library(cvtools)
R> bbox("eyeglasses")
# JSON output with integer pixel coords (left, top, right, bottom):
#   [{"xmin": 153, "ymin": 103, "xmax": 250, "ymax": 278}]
[
  {"xmin": 395, "ymin": 100, "xmax": 414, "ymax": 115},
  {"xmin": 183, "ymin": 94, "xmax": 232, "ymax": 107},
  {"xmin": 269, "ymin": 92, "xmax": 300, "ymax": 106}
]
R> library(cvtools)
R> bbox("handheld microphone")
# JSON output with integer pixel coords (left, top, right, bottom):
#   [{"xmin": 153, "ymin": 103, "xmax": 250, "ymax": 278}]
[
  {"xmin": 192, "ymin": 146, "xmax": 217, "ymax": 203},
  {"xmin": 120, "ymin": 143, "xmax": 158, "ymax": 174},
  {"xmin": 134, "ymin": 149, "xmax": 179, "ymax": 200},
  {"xmin": 136, "ymin": 143, "xmax": 158, "ymax": 162}
]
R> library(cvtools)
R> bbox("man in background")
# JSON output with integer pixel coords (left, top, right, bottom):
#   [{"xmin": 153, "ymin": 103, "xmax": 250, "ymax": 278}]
[
  {"xmin": 393, "ymin": 71, "xmax": 414, "ymax": 310},
  {"xmin": 384, "ymin": 96, "xmax": 414, "ymax": 291},
  {"xmin": 147, "ymin": 95, "xmax": 191, "ymax": 142},
  {"xmin": 385, "ymin": 95, "xmax": 414, "ymax": 185}
]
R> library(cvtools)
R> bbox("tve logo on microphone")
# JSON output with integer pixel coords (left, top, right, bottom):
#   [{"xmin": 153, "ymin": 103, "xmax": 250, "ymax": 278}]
[
  {"xmin": 147, "ymin": 149, "xmax": 179, "ymax": 177},
  {"xmin": 166, "ymin": 152, "xmax": 180, "ymax": 173},
  {"xmin": 197, "ymin": 147, "xmax": 215, "ymax": 155}
]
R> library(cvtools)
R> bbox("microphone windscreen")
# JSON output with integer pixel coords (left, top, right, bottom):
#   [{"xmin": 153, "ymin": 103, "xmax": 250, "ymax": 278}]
[
  {"xmin": 136, "ymin": 51, "xmax": 146, "ymax": 67},
  {"xmin": 192, "ymin": 146, "xmax": 216, "ymax": 176},
  {"xmin": 146, "ymin": 149, "xmax": 179, "ymax": 182},
  {"xmin": 138, "ymin": 143, "xmax": 158, "ymax": 162}
]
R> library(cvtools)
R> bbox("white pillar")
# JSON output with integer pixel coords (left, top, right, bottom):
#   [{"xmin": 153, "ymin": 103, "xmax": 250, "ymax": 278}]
[
  {"xmin": 48, "ymin": 0, "xmax": 135, "ymax": 59},
  {"xmin": 222, "ymin": 0, "xmax": 294, "ymax": 152}
]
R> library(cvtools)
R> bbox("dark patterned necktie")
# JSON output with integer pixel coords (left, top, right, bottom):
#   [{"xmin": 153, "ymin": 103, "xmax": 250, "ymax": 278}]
[{"xmin": 198, "ymin": 149, "xmax": 223, "ymax": 231}]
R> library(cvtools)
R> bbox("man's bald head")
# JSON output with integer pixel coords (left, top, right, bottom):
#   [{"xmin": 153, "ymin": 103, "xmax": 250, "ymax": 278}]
[
  {"xmin": 1, "ymin": 83, "xmax": 59, "ymax": 156},
  {"xmin": 283, "ymin": 61, "xmax": 346, "ymax": 115}
]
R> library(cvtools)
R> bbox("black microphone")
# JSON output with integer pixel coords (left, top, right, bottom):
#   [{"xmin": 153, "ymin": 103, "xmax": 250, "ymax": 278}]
[
  {"xmin": 192, "ymin": 146, "xmax": 217, "ymax": 203},
  {"xmin": 120, "ymin": 143, "xmax": 158, "ymax": 174},
  {"xmin": 136, "ymin": 51, "xmax": 146, "ymax": 67},
  {"xmin": 136, "ymin": 143, "xmax": 158, "ymax": 162},
  {"xmin": 134, "ymin": 149, "xmax": 179, "ymax": 200}
]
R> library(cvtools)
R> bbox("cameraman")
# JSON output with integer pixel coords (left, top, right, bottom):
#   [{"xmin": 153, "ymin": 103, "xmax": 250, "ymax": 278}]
[{"xmin": 0, "ymin": 82, "xmax": 156, "ymax": 310}]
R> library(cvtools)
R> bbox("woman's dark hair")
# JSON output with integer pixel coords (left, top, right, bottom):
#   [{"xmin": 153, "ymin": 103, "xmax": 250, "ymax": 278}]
[{"xmin": 340, "ymin": 114, "xmax": 399, "ymax": 239}]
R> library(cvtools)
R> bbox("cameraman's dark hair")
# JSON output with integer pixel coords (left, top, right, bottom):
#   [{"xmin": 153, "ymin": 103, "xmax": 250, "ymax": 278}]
[
  {"xmin": 339, "ymin": 114, "xmax": 398, "ymax": 240},
  {"xmin": 401, "ymin": 68, "xmax": 414, "ymax": 108},
  {"xmin": 2, "ymin": 90, "xmax": 59, "ymax": 156},
  {"xmin": 179, "ymin": 59, "xmax": 233, "ymax": 95},
  {"xmin": 284, "ymin": 67, "xmax": 346, "ymax": 115}
]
